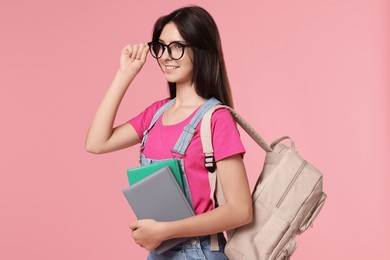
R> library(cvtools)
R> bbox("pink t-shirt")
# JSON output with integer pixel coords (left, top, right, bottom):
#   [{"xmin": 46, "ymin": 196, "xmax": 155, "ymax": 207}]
[{"xmin": 129, "ymin": 99, "xmax": 245, "ymax": 215}]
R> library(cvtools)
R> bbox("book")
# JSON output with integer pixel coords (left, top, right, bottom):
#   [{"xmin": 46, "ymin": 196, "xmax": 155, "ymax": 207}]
[
  {"xmin": 122, "ymin": 166, "xmax": 194, "ymax": 254},
  {"xmin": 127, "ymin": 159, "xmax": 183, "ymax": 191}
]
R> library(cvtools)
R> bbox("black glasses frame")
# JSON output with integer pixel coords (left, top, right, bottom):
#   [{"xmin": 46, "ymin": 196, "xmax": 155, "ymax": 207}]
[{"xmin": 147, "ymin": 41, "xmax": 191, "ymax": 60}]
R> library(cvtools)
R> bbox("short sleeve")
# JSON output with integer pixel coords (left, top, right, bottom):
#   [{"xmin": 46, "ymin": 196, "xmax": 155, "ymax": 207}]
[
  {"xmin": 128, "ymin": 99, "xmax": 170, "ymax": 140},
  {"xmin": 211, "ymin": 108, "xmax": 246, "ymax": 161}
]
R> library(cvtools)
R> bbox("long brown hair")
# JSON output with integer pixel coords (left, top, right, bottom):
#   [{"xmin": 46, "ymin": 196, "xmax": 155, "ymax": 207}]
[{"xmin": 152, "ymin": 6, "xmax": 234, "ymax": 108}]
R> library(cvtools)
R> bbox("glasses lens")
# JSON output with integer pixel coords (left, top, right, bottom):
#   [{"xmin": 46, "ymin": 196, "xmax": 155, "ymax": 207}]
[
  {"xmin": 168, "ymin": 42, "xmax": 184, "ymax": 60},
  {"xmin": 150, "ymin": 42, "xmax": 164, "ymax": 58}
]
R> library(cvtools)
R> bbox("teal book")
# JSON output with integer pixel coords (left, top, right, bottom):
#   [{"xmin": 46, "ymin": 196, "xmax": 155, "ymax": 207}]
[{"xmin": 127, "ymin": 159, "xmax": 184, "ymax": 191}]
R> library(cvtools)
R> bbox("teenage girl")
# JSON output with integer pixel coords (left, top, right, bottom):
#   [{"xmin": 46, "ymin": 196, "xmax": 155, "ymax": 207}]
[{"xmin": 86, "ymin": 6, "xmax": 252, "ymax": 260}]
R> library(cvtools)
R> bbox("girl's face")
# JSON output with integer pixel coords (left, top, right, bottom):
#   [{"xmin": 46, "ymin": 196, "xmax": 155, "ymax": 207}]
[{"xmin": 158, "ymin": 22, "xmax": 194, "ymax": 86}]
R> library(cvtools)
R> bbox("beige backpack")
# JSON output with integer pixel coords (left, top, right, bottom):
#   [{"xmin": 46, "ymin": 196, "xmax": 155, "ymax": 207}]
[{"xmin": 201, "ymin": 105, "xmax": 327, "ymax": 260}]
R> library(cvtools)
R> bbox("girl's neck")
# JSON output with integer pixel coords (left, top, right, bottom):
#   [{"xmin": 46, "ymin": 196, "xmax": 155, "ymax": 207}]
[{"xmin": 174, "ymin": 83, "xmax": 205, "ymax": 108}]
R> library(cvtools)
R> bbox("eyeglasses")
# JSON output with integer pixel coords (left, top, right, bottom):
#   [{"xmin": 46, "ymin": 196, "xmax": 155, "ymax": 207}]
[{"xmin": 147, "ymin": 41, "xmax": 190, "ymax": 60}]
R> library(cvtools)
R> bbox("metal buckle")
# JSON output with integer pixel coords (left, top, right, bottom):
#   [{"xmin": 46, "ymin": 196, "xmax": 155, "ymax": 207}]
[{"xmin": 204, "ymin": 153, "xmax": 216, "ymax": 173}]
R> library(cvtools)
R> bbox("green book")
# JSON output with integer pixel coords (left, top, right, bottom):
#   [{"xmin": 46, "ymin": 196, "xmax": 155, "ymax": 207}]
[{"xmin": 127, "ymin": 159, "xmax": 184, "ymax": 191}]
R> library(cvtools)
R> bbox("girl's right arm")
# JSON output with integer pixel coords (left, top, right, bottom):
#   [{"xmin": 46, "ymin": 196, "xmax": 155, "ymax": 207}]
[{"xmin": 85, "ymin": 43, "xmax": 149, "ymax": 154}]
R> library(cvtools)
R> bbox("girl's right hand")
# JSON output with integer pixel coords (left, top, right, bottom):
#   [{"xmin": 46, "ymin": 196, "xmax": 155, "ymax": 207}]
[{"xmin": 119, "ymin": 43, "xmax": 149, "ymax": 75}]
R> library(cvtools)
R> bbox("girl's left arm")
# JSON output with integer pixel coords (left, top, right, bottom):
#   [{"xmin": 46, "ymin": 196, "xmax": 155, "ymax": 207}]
[{"xmin": 130, "ymin": 153, "xmax": 252, "ymax": 250}]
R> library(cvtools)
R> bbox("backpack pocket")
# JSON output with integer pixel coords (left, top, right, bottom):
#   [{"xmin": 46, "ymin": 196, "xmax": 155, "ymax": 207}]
[
  {"xmin": 299, "ymin": 192, "xmax": 327, "ymax": 233},
  {"xmin": 275, "ymin": 238, "xmax": 296, "ymax": 260},
  {"xmin": 253, "ymin": 200, "xmax": 291, "ymax": 259}
]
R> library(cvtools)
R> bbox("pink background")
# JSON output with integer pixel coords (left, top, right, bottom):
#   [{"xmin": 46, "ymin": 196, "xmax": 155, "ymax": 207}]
[{"xmin": 1, "ymin": 0, "xmax": 389, "ymax": 259}]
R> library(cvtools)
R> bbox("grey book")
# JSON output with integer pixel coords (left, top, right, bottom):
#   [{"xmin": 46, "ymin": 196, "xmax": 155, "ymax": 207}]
[{"xmin": 122, "ymin": 166, "xmax": 194, "ymax": 254}]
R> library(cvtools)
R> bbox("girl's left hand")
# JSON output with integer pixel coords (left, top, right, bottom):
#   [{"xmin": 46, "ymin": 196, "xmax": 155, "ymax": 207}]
[{"xmin": 129, "ymin": 219, "xmax": 167, "ymax": 251}]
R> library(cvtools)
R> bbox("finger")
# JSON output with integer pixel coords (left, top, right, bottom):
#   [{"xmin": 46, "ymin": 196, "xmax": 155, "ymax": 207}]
[
  {"xmin": 130, "ymin": 44, "xmax": 140, "ymax": 61},
  {"xmin": 135, "ymin": 43, "xmax": 145, "ymax": 60},
  {"xmin": 131, "ymin": 229, "xmax": 138, "ymax": 239},
  {"xmin": 129, "ymin": 221, "xmax": 138, "ymax": 230},
  {"xmin": 140, "ymin": 43, "xmax": 150, "ymax": 62},
  {"xmin": 122, "ymin": 44, "xmax": 133, "ymax": 56}
]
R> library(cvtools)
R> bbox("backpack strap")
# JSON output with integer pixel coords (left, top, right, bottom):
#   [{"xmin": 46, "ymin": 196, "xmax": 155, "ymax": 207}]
[
  {"xmin": 200, "ymin": 105, "xmax": 273, "ymax": 251},
  {"xmin": 200, "ymin": 105, "xmax": 273, "ymax": 208}
]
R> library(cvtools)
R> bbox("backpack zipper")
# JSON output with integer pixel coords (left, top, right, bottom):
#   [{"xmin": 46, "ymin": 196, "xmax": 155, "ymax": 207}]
[{"xmin": 276, "ymin": 160, "xmax": 308, "ymax": 208}]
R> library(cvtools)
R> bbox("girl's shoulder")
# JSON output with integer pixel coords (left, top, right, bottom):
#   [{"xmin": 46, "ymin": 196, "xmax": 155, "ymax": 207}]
[
  {"xmin": 140, "ymin": 98, "xmax": 172, "ymax": 118},
  {"xmin": 146, "ymin": 98, "xmax": 172, "ymax": 110},
  {"xmin": 128, "ymin": 98, "xmax": 172, "ymax": 134},
  {"xmin": 210, "ymin": 107, "xmax": 239, "ymax": 134},
  {"xmin": 211, "ymin": 107, "xmax": 235, "ymax": 124}
]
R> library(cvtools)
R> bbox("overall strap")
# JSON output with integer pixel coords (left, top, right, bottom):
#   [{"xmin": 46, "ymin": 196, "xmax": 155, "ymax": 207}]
[
  {"xmin": 172, "ymin": 98, "xmax": 221, "ymax": 156},
  {"xmin": 171, "ymin": 97, "xmax": 221, "ymax": 252},
  {"xmin": 140, "ymin": 98, "xmax": 176, "ymax": 151}
]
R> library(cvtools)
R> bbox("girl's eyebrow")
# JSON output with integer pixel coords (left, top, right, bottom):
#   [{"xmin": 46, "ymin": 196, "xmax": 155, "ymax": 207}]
[{"xmin": 158, "ymin": 39, "xmax": 186, "ymax": 44}]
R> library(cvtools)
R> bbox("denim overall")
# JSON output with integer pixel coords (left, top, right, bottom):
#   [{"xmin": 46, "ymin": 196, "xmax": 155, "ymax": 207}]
[{"xmin": 139, "ymin": 98, "xmax": 228, "ymax": 260}]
